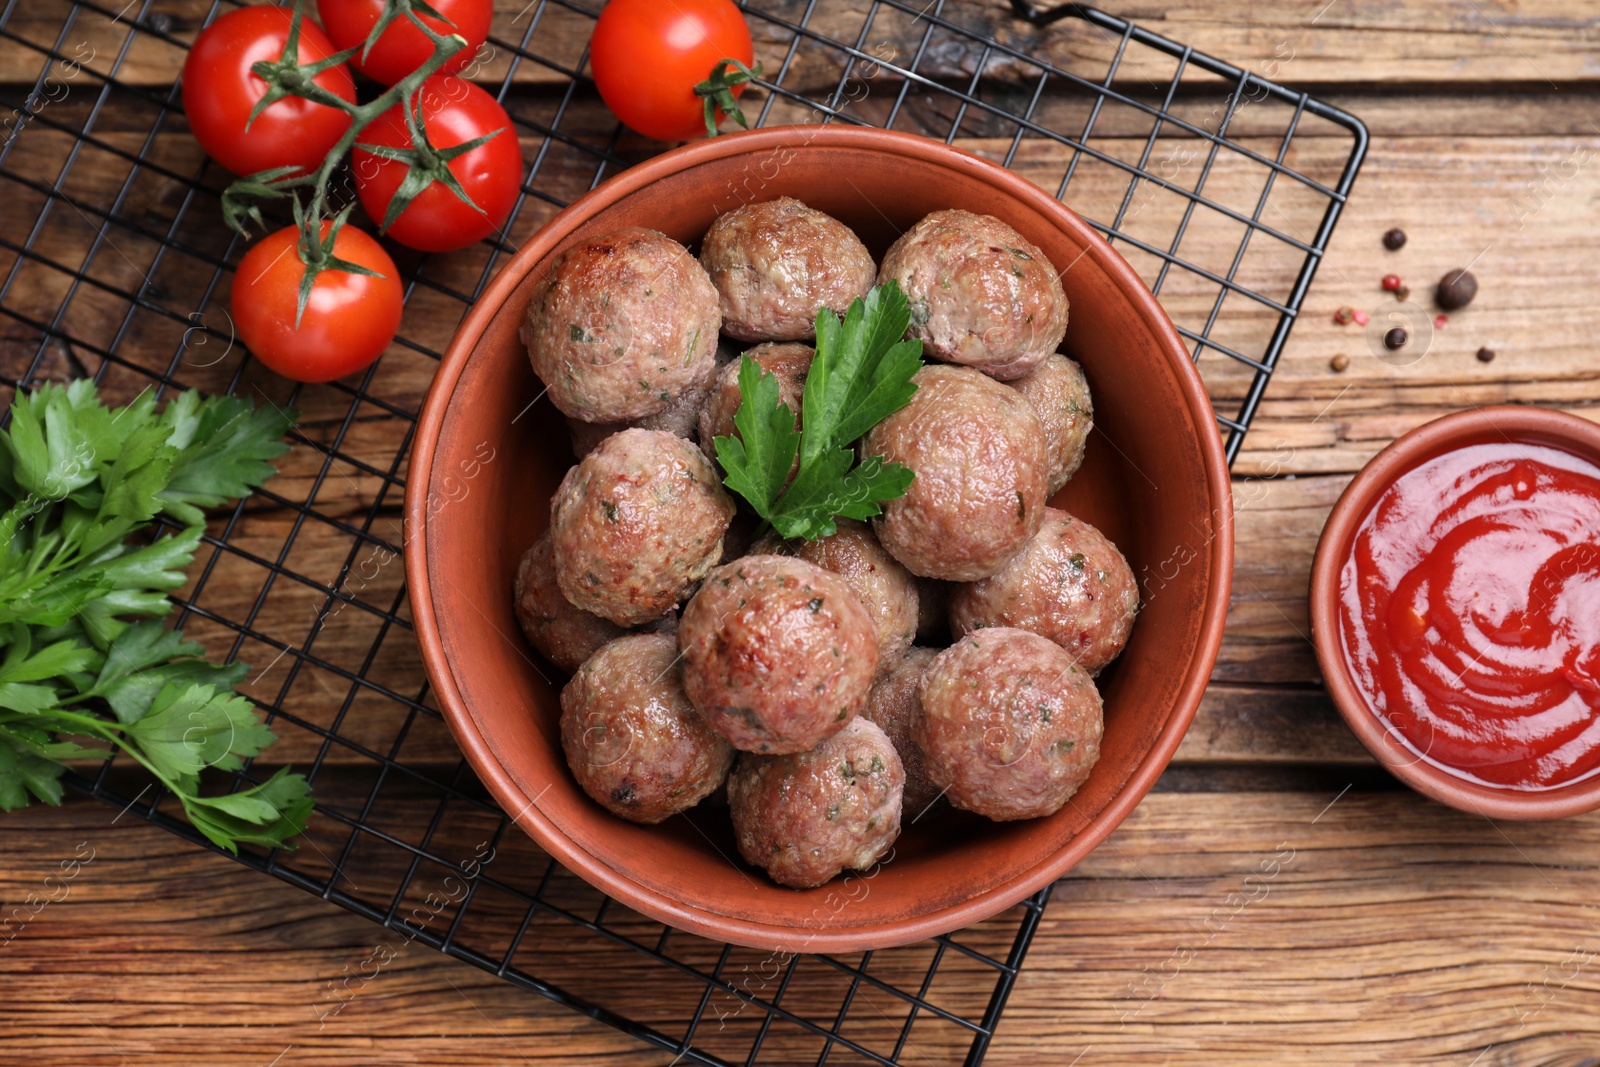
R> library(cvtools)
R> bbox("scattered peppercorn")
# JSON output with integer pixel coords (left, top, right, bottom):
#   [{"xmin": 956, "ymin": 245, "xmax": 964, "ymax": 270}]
[
  {"xmin": 1434, "ymin": 314, "xmax": 1449, "ymax": 329},
  {"xmin": 1334, "ymin": 306, "xmax": 1354, "ymax": 325},
  {"xmin": 1330, "ymin": 353, "xmax": 1350, "ymax": 372},
  {"xmin": 1395, "ymin": 284, "xmax": 1411, "ymax": 302},
  {"xmin": 1436, "ymin": 269, "xmax": 1478, "ymax": 310},
  {"xmin": 1353, "ymin": 309, "xmax": 1369, "ymax": 326},
  {"xmin": 1383, "ymin": 228, "xmax": 1407, "ymax": 250},
  {"xmin": 1476, "ymin": 346, "xmax": 1496, "ymax": 363},
  {"xmin": 1382, "ymin": 274, "xmax": 1402, "ymax": 292},
  {"xmin": 1384, "ymin": 327, "xmax": 1407, "ymax": 350}
]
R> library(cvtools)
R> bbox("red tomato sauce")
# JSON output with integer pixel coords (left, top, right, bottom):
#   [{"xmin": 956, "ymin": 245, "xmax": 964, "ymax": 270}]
[{"xmin": 1338, "ymin": 441, "xmax": 1600, "ymax": 790}]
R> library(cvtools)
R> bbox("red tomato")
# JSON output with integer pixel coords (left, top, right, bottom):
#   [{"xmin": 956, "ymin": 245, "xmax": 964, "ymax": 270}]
[
  {"xmin": 232, "ymin": 222, "xmax": 403, "ymax": 383},
  {"xmin": 588, "ymin": 0, "xmax": 754, "ymax": 143},
  {"xmin": 352, "ymin": 76, "xmax": 521, "ymax": 252},
  {"xmin": 317, "ymin": 0, "xmax": 492, "ymax": 86},
  {"xmin": 182, "ymin": 6, "xmax": 356, "ymax": 177}
]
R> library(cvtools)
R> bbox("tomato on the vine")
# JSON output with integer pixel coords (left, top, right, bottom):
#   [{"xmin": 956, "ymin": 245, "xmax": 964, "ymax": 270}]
[
  {"xmin": 232, "ymin": 222, "xmax": 403, "ymax": 383},
  {"xmin": 317, "ymin": 0, "xmax": 493, "ymax": 86},
  {"xmin": 352, "ymin": 75, "xmax": 521, "ymax": 253},
  {"xmin": 588, "ymin": 0, "xmax": 756, "ymax": 143},
  {"xmin": 182, "ymin": 6, "xmax": 356, "ymax": 177}
]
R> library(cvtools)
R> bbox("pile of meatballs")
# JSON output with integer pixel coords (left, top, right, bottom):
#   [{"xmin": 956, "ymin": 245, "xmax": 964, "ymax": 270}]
[{"xmin": 512, "ymin": 197, "xmax": 1139, "ymax": 890}]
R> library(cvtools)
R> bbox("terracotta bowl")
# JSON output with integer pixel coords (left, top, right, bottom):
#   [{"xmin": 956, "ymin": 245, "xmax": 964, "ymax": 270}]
[
  {"xmin": 1310, "ymin": 405, "xmax": 1600, "ymax": 820},
  {"xmin": 405, "ymin": 127, "xmax": 1233, "ymax": 951}
]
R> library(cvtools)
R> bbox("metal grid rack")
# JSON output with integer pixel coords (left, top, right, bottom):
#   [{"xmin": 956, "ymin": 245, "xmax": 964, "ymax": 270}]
[{"xmin": 0, "ymin": 0, "xmax": 1365, "ymax": 1063}]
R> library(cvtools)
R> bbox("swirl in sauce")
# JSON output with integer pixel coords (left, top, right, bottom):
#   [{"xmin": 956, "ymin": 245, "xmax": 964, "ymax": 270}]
[{"xmin": 1338, "ymin": 442, "xmax": 1600, "ymax": 790}]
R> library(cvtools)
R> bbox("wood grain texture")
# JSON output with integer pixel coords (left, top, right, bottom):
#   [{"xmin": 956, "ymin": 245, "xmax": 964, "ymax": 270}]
[
  {"xmin": 1, "ymin": 0, "xmax": 1595, "ymax": 93},
  {"xmin": 4, "ymin": 0, "xmax": 1600, "ymax": 1063},
  {"xmin": 4, "ymin": 792, "xmax": 1599, "ymax": 1065}
]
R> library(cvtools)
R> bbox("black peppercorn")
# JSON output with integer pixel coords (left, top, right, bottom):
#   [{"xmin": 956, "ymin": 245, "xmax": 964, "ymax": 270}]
[
  {"xmin": 1384, "ymin": 327, "xmax": 1407, "ymax": 350},
  {"xmin": 1383, "ymin": 228, "xmax": 1407, "ymax": 251},
  {"xmin": 1330, "ymin": 353, "xmax": 1350, "ymax": 372},
  {"xmin": 1436, "ymin": 269, "xmax": 1478, "ymax": 310},
  {"xmin": 1476, "ymin": 346, "xmax": 1496, "ymax": 363},
  {"xmin": 1395, "ymin": 284, "xmax": 1411, "ymax": 302}
]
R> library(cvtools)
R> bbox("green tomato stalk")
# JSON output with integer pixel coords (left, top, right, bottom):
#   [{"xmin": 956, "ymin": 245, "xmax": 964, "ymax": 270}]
[{"xmin": 219, "ymin": 0, "xmax": 498, "ymax": 326}]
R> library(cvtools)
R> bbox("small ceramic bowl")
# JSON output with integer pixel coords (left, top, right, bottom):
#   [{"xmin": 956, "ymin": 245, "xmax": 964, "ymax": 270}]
[
  {"xmin": 1310, "ymin": 405, "xmax": 1600, "ymax": 820},
  {"xmin": 406, "ymin": 126, "xmax": 1233, "ymax": 951}
]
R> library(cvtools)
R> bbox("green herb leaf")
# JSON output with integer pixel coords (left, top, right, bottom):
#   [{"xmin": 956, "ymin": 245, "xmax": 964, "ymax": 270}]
[
  {"xmin": 798, "ymin": 281, "xmax": 923, "ymax": 466},
  {"xmin": 124, "ymin": 682, "xmax": 278, "ymax": 783},
  {"xmin": 184, "ymin": 768, "xmax": 313, "ymax": 854},
  {"xmin": 159, "ymin": 394, "xmax": 295, "ymax": 526},
  {"xmin": 713, "ymin": 282, "xmax": 921, "ymax": 539},
  {"xmin": 0, "ymin": 731, "xmax": 68, "ymax": 809},
  {"xmin": 713, "ymin": 355, "xmax": 801, "ymax": 526},
  {"xmin": 0, "ymin": 380, "xmax": 310, "ymax": 852}
]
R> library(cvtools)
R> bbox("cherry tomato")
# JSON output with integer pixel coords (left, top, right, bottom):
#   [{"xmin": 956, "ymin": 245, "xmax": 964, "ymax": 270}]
[
  {"xmin": 588, "ymin": 0, "xmax": 754, "ymax": 143},
  {"xmin": 232, "ymin": 222, "xmax": 403, "ymax": 383},
  {"xmin": 317, "ymin": 0, "xmax": 492, "ymax": 86},
  {"xmin": 352, "ymin": 76, "xmax": 521, "ymax": 253},
  {"xmin": 182, "ymin": 6, "xmax": 356, "ymax": 177}
]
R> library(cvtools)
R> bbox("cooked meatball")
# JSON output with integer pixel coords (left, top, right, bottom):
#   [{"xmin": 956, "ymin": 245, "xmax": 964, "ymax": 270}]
[
  {"xmin": 679, "ymin": 554, "xmax": 879, "ymax": 754},
  {"xmin": 728, "ymin": 716, "xmax": 903, "ymax": 888},
  {"xmin": 864, "ymin": 364, "xmax": 1048, "ymax": 581},
  {"xmin": 1009, "ymin": 354, "xmax": 1093, "ymax": 494},
  {"xmin": 560, "ymin": 634, "xmax": 734, "ymax": 824},
  {"xmin": 950, "ymin": 507, "xmax": 1138, "ymax": 674},
  {"xmin": 512, "ymin": 532, "xmax": 626, "ymax": 672},
  {"xmin": 524, "ymin": 227, "xmax": 720, "ymax": 423},
  {"xmin": 566, "ymin": 361, "xmax": 715, "ymax": 458},
  {"xmin": 862, "ymin": 647, "xmax": 943, "ymax": 816},
  {"xmin": 878, "ymin": 209, "xmax": 1067, "ymax": 380},
  {"xmin": 698, "ymin": 342, "xmax": 813, "ymax": 462},
  {"xmin": 550, "ymin": 429, "xmax": 735, "ymax": 627},
  {"xmin": 700, "ymin": 197, "xmax": 876, "ymax": 342},
  {"xmin": 753, "ymin": 520, "xmax": 918, "ymax": 675},
  {"xmin": 916, "ymin": 628, "xmax": 1102, "ymax": 821}
]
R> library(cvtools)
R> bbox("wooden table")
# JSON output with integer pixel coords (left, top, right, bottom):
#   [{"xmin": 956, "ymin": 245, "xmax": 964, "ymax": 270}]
[{"xmin": 3, "ymin": 1, "xmax": 1599, "ymax": 1063}]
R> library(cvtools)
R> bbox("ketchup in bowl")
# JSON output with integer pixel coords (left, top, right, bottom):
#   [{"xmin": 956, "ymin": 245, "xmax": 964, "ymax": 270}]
[{"xmin": 1337, "ymin": 441, "xmax": 1600, "ymax": 790}]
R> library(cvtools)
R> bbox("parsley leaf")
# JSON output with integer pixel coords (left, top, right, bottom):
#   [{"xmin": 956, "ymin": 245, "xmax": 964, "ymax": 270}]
[
  {"xmin": 713, "ymin": 355, "xmax": 802, "ymax": 518},
  {"xmin": 715, "ymin": 281, "xmax": 922, "ymax": 540},
  {"xmin": 0, "ymin": 381, "xmax": 310, "ymax": 853}
]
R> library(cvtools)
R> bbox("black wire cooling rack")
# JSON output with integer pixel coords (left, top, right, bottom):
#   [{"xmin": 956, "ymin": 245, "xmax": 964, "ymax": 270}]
[{"xmin": 0, "ymin": 1, "xmax": 1365, "ymax": 1063}]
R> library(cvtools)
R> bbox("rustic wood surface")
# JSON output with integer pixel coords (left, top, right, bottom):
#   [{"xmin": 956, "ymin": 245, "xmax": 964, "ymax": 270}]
[{"xmin": 3, "ymin": 0, "xmax": 1600, "ymax": 1064}]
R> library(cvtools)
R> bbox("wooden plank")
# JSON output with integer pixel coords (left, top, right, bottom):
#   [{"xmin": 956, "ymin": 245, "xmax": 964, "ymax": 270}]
[
  {"xmin": 2, "ymin": 791, "xmax": 1596, "ymax": 1064},
  {"xmin": 2, "ymin": 0, "xmax": 1596, "ymax": 94}
]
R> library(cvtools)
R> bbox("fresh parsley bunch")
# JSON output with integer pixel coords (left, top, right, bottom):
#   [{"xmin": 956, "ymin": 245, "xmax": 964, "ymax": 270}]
[
  {"xmin": 715, "ymin": 280, "xmax": 923, "ymax": 539},
  {"xmin": 0, "ymin": 380, "xmax": 313, "ymax": 853}
]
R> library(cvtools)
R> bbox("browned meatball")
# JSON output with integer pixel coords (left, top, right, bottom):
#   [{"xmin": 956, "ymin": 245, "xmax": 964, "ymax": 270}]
[
  {"xmin": 560, "ymin": 634, "xmax": 734, "ymax": 824},
  {"xmin": 950, "ymin": 507, "xmax": 1138, "ymax": 675},
  {"xmin": 862, "ymin": 647, "xmax": 943, "ymax": 816},
  {"xmin": 1008, "ymin": 354, "xmax": 1093, "ymax": 495},
  {"xmin": 864, "ymin": 364, "xmax": 1048, "ymax": 581},
  {"xmin": 512, "ymin": 532, "xmax": 625, "ymax": 672},
  {"xmin": 550, "ymin": 429, "xmax": 735, "ymax": 627},
  {"xmin": 878, "ymin": 209, "xmax": 1067, "ymax": 380},
  {"xmin": 697, "ymin": 342, "xmax": 813, "ymax": 462},
  {"xmin": 753, "ymin": 521, "xmax": 918, "ymax": 675},
  {"xmin": 699, "ymin": 197, "xmax": 876, "ymax": 342},
  {"xmin": 728, "ymin": 716, "xmax": 903, "ymax": 888},
  {"xmin": 524, "ymin": 227, "xmax": 720, "ymax": 423},
  {"xmin": 916, "ymin": 628, "xmax": 1102, "ymax": 821},
  {"xmin": 566, "ymin": 360, "xmax": 716, "ymax": 458},
  {"xmin": 679, "ymin": 555, "xmax": 879, "ymax": 754}
]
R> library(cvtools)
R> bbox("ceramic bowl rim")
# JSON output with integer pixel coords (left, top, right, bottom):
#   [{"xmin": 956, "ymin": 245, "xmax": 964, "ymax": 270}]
[{"xmin": 404, "ymin": 126, "xmax": 1235, "ymax": 949}]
